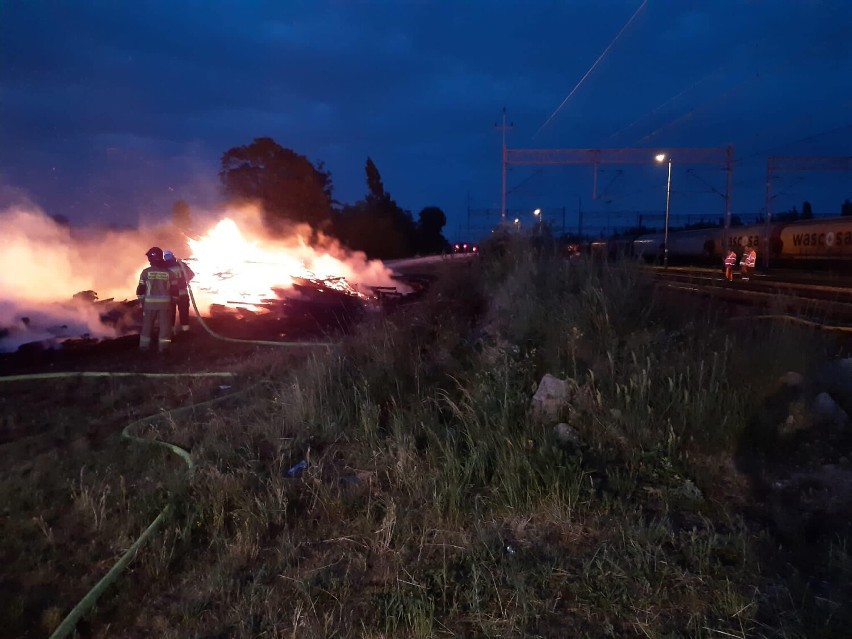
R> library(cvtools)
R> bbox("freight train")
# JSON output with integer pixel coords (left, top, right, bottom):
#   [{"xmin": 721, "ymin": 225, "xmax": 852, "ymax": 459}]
[{"xmin": 590, "ymin": 216, "xmax": 852, "ymax": 268}]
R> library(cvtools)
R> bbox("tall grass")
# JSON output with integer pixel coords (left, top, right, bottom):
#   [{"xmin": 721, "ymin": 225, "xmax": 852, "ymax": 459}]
[{"xmin": 6, "ymin": 238, "xmax": 850, "ymax": 638}]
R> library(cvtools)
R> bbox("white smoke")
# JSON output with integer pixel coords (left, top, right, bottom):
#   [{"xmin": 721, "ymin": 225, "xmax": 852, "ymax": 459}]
[
  {"xmin": 0, "ymin": 202, "xmax": 160, "ymax": 353},
  {"xmin": 0, "ymin": 299, "xmax": 117, "ymax": 353},
  {"xmin": 0, "ymin": 200, "xmax": 408, "ymax": 352}
]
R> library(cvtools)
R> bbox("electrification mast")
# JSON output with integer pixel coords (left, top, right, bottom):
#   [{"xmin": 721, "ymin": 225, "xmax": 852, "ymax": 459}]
[{"xmin": 495, "ymin": 108, "xmax": 513, "ymax": 225}]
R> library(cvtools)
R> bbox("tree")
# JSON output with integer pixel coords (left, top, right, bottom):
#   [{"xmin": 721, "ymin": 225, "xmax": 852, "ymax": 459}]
[
  {"xmin": 331, "ymin": 157, "xmax": 417, "ymax": 259},
  {"xmin": 842, "ymin": 199, "xmax": 852, "ymax": 217},
  {"xmin": 802, "ymin": 201, "xmax": 814, "ymax": 219},
  {"xmin": 219, "ymin": 137, "xmax": 333, "ymax": 231},
  {"xmin": 775, "ymin": 206, "xmax": 800, "ymax": 223},
  {"xmin": 414, "ymin": 206, "xmax": 450, "ymax": 254},
  {"xmin": 365, "ymin": 157, "xmax": 385, "ymax": 200}
]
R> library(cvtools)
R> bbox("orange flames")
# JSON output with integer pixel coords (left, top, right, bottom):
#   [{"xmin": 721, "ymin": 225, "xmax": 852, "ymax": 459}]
[
  {"xmin": 186, "ymin": 217, "xmax": 395, "ymax": 312},
  {"xmin": 0, "ymin": 203, "xmax": 400, "ymax": 352}
]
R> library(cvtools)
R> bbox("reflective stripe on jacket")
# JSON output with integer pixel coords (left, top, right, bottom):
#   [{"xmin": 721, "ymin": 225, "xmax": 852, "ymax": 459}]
[
  {"xmin": 168, "ymin": 264, "xmax": 187, "ymax": 294},
  {"xmin": 168, "ymin": 260, "xmax": 194, "ymax": 296},
  {"xmin": 137, "ymin": 266, "xmax": 177, "ymax": 304},
  {"xmin": 724, "ymin": 252, "xmax": 737, "ymax": 266},
  {"xmin": 740, "ymin": 251, "xmax": 757, "ymax": 267}
]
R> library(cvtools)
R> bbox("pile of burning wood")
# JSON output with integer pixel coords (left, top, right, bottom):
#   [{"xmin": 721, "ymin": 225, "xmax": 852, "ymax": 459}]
[
  {"xmin": 207, "ymin": 276, "xmax": 370, "ymax": 339},
  {"xmin": 0, "ymin": 273, "xmax": 430, "ymax": 355},
  {"xmin": 205, "ymin": 274, "xmax": 429, "ymax": 340}
]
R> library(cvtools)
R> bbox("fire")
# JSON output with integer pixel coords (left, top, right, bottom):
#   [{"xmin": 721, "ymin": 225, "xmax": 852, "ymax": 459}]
[
  {"xmin": 0, "ymin": 203, "xmax": 404, "ymax": 351},
  {"xmin": 187, "ymin": 218, "xmax": 391, "ymax": 311}
]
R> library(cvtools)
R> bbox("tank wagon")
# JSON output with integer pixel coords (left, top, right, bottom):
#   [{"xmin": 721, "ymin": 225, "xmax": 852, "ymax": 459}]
[{"xmin": 594, "ymin": 216, "xmax": 852, "ymax": 267}]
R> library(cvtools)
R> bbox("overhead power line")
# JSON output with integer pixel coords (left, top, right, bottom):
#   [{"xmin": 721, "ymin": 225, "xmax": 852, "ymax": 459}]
[
  {"xmin": 631, "ymin": 35, "xmax": 847, "ymax": 147},
  {"xmin": 604, "ymin": 63, "xmax": 730, "ymax": 145},
  {"xmin": 535, "ymin": 0, "xmax": 647, "ymax": 140}
]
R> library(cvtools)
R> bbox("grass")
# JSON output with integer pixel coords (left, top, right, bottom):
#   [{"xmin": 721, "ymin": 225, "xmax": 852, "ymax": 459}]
[{"xmin": 2, "ymin": 238, "xmax": 851, "ymax": 638}]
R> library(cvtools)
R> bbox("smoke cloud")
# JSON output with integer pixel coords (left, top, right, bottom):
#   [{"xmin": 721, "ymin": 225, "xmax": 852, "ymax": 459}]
[
  {"xmin": 0, "ymin": 200, "xmax": 408, "ymax": 352},
  {"xmin": 0, "ymin": 201, "xmax": 180, "ymax": 352}
]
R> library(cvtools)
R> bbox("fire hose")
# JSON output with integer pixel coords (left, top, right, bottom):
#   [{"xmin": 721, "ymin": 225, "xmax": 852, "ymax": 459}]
[
  {"xmin": 0, "ymin": 265, "xmax": 333, "ymax": 636},
  {"xmin": 0, "ymin": 374, "xmax": 263, "ymax": 638},
  {"xmin": 182, "ymin": 263, "xmax": 333, "ymax": 348},
  {"xmin": 0, "ymin": 370, "xmax": 235, "ymax": 383},
  {"xmin": 0, "ymin": 372, "xmax": 258, "ymax": 639}
]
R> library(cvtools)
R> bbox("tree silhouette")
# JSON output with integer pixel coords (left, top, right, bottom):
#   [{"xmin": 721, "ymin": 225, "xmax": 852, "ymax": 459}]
[
  {"xmin": 219, "ymin": 137, "xmax": 333, "ymax": 232},
  {"xmin": 365, "ymin": 157, "xmax": 385, "ymax": 200},
  {"xmin": 775, "ymin": 205, "xmax": 801, "ymax": 223},
  {"xmin": 802, "ymin": 201, "xmax": 813, "ymax": 219},
  {"xmin": 332, "ymin": 157, "xmax": 416, "ymax": 259},
  {"xmin": 415, "ymin": 206, "xmax": 450, "ymax": 254},
  {"xmin": 842, "ymin": 199, "xmax": 852, "ymax": 217}
]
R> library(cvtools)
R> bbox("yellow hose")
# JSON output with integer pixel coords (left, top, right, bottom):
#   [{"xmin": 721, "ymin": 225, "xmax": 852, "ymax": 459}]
[
  {"xmin": 42, "ymin": 376, "xmax": 257, "ymax": 639},
  {"xmin": 14, "ymin": 262, "xmax": 334, "ymax": 636},
  {"xmin": 182, "ymin": 263, "xmax": 332, "ymax": 348},
  {"xmin": 0, "ymin": 371, "xmax": 235, "ymax": 383}
]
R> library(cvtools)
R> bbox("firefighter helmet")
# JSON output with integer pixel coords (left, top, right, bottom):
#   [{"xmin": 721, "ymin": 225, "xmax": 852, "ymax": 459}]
[
  {"xmin": 146, "ymin": 246, "xmax": 164, "ymax": 261},
  {"xmin": 163, "ymin": 250, "xmax": 175, "ymax": 262}
]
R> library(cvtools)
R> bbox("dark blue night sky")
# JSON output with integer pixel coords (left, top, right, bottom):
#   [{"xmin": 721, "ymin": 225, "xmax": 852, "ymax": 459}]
[{"xmin": 1, "ymin": 1, "xmax": 850, "ymax": 240}]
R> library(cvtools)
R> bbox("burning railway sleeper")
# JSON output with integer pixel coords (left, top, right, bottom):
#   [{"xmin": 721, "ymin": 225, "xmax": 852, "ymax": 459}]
[
  {"xmin": 1, "ymin": 270, "xmax": 435, "ymax": 356},
  {"xmin": 203, "ymin": 273, "xmax": 438, "ymax": 339},
  {"xmin": 206, "ymin": 277, "xmax": 370, "ymax": 338},
  {"xmin": 371, "ymin": 286, "xmax": 404, "ymax": 303}
]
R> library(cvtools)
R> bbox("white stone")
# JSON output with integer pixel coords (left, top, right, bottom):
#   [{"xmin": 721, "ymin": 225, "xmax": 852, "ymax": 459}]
[{"xmin": 531, "ymin": 374, "xmax": 572, "ymax": 421}]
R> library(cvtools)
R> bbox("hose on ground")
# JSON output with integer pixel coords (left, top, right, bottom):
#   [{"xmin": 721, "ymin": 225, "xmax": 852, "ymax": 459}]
[
  {"xmin": 182, "ymin": 262, "xmax": 332, "ymax": 348},
  {"xmin": 0, "ymin": 371, "xmax": 236, "ymax": 383},
  {"xmin": 3, "ymin": 371, "xmax": 258, "ymax": 639},
  {"xmin": 11, "ymin": 262, "xmax": 332, "ymax": 636}
]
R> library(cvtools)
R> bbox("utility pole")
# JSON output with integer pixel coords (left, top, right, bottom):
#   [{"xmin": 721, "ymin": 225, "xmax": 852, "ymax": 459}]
[
  {"xmin": 765, "ymin": 158, "xmax": 774, "ymax": 269},
  {"xmin": 495, "ymin": 108, "xmax": 513, "ymax": 226},
  {"xmin": 664, "ymin": 157, "xmax": 672, "ymax": 268},
  {"xmin": 724, "ymin": 145, "xmax": 733, "ymax": 251},
  {"xmin": 466, "ymin": 191, "xmax": 471, "ymax": 236}
]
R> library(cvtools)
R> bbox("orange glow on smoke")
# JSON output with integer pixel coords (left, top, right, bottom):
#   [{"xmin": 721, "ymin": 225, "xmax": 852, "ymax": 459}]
[{"xmin": 187, "ymin": 218, "xmax": 372, "ymax": 310}]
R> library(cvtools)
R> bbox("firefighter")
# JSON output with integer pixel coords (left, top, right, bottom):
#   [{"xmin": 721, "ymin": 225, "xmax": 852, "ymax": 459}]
[
  {"xmin": 740, "ymin": 245, "xmax": 757, "ymax": 281},
  {"xmin": 724, "ymin": 248, "xmax": 737, "ymax": 282},
  {"xmin": 163, "ymin": 250, "xmax": 195, "ymax": 334},
  {"xmin": 137, "ymin": 246, "xmax": 178, "ymax": 351}
]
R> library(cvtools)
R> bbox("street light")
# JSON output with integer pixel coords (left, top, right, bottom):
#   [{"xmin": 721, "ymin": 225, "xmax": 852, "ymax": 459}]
[
  {"xmin": 655, "ymin": 153, "xmax": 672, "ymax": 268},
  {"xmin": 533, "ymin": 208, "xmax": 541, "ymax": 234},
  {"xmin": 514, "ymin": 217, "xmax": 520, "ymax": 231}
]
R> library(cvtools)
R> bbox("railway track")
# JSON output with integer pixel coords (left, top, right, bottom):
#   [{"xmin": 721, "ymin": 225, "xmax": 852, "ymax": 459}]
[{"xmin": 649, "ymin": 265, "xmax": 852, "ymax": 329}]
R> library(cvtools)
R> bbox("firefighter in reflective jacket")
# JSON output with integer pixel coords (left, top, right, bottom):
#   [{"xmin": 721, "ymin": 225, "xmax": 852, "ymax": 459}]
[
  {"xmin": 137, "ymin": 246, "xmax": 179, "ymax": 351},
  {"xmin": 163, "ymin": 250, "xmax": 195, "ymax": 334},
  {"xmin": 740, "ymin": 245, "xmax": 757, "ymax": 281},
  {"xmin": 724, "ymin": 249, "xmax": 737, "ymax": 282}
]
